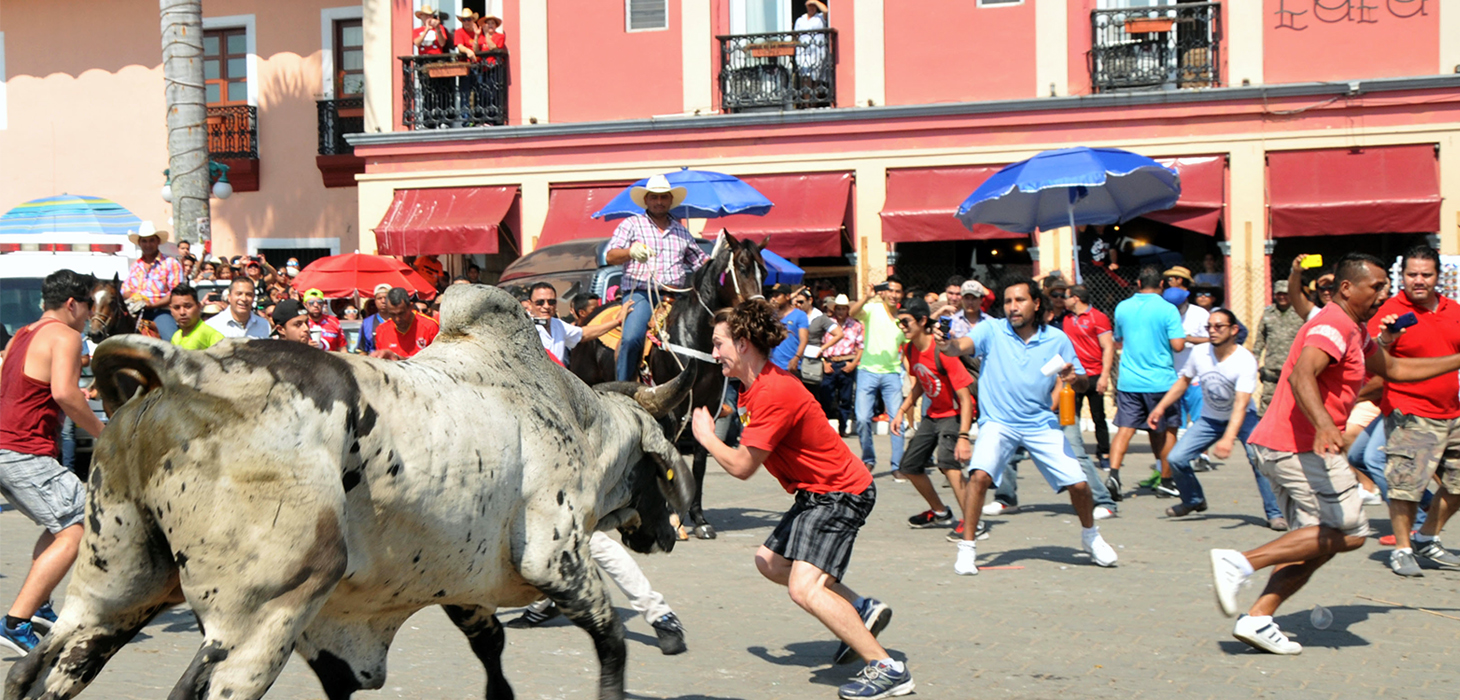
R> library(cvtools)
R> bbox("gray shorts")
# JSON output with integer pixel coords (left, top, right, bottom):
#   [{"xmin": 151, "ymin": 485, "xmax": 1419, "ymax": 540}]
[{"xmin": 0, "ymin": 449, "xmax": 86, "ymax": 534}]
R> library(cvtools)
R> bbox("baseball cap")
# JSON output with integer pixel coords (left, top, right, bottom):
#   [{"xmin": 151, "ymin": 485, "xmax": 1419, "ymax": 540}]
[
  {"xmin": 1273, "ymin": 281, "xmax": 1289, "ymax": 294},
  {"xmin": 767, "ymin": 283, "xmax": 795, "ymax": 298},
  {"xmin": 898, "ymin": 297, "xmax": 931, "ymax": 320},
  {"xmin": 302, "ymin": 288, "xmax": 325, "ymax": 302},
  {"xmin": 373, "ymin": 283, "xmax": 393, "ymax": 295},
  {"xmin": 960, "ymin": 280, "xmax": 988, "ymax": 298},
  {"xmin": 272, "ymin": 299, "xmax": 307, "ymax": 326}
]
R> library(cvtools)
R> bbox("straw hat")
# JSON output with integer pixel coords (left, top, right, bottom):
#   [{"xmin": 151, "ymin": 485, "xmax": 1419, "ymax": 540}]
[
  {"xmin": 456, "ymin": 8, "xmax": 478, "ymax": 22},
  {"xmin": 629, "ymin": 174, "xmax": 688, "ymax": 209},
  {"xmin": 414, "ymin": 5, "xmax": 446, "ymax": 20},
  {"xmin": 1162, "ymin": 265, "xmax": 1193, "ymax": 283},
  {"xmin": 477, "ymin": 14, "xmax": 502, "ymax": 29},
  {"xmin": 832, "ymin": 294, "xmax": 851, "ymax": 307},
  {"xmin": 127, "ymin": 220, "xmax": 169, "ymax": 245}
]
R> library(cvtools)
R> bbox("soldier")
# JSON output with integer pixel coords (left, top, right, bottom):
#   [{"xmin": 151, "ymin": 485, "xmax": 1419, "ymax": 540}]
[{"xmin": 1251, "ymin": 280, "xmax": 1303, "ymax": 413}]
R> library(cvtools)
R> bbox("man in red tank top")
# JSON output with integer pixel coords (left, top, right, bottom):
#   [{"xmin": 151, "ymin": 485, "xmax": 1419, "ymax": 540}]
[{"xmin": 0, "ymin": 270, "xmax": 106, "ymax": 655}]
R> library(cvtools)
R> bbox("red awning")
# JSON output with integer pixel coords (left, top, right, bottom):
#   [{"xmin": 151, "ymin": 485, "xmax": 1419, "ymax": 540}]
[
  {"xmin": 1145, "ymin": 156, "xmax": 1225, "ymax": 235},
  {"xmin": 538, "ymin": 185, "xmax": 631, "ymax": 248},
  {"xmin": 1268, "ymin": 145, "xmax": 1440, "ymax": 238},
  {"xmin": 709, "ymin": 172, "xmax": 852, "ymax": 258},
  {"xmin": 374, "ymin": 186, "xmax": 517, "ymax": 255},
  {"xmin": 880, "ymin": 166, "xmax": 1023, "ymax": 242}
]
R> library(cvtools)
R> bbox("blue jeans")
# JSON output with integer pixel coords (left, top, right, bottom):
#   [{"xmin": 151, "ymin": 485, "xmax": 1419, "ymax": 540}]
[
  {"xmin": 615, "ymin": 289, "xmax": 654, "ymax": 382},
  {"xmin": 60, "ymin": 417, "xmax": 76, "ymax": 470},
  {"xmin": 991, "ymin": 424, "xmax": 1116, "ymax": 510},
  {"xmin": 1179, "ymin": 384, "xmax": 1204, "ymax": 428},
  {"xmin": 855, "ymin": 369, "xmax": 904, "ymax": 470},
  {"xmin": 1168, "ymin": 412, "xmax": 1282, "ymax": 519},
  {"xmin": 820, "ymin": 362, "xmax": 856, "ymax": 430}
]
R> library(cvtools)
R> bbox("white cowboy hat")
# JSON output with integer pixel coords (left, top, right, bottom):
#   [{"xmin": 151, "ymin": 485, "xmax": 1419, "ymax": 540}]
[
  {"xmin": 127, "ymin": 220, "xmax": 170, "ymax": 245},
  {"xmin": 832, "ymin": 294, "xmax": 851, "ymax": 306},
  {"xmin": 629, "ymin": 174, "xmax": 688, "ymax": 210}
]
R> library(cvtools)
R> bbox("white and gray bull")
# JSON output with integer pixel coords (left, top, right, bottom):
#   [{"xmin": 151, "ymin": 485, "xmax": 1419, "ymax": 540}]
[{"xmin": 3, "ymin": 285, "xmax": 696, "ymax": 700}]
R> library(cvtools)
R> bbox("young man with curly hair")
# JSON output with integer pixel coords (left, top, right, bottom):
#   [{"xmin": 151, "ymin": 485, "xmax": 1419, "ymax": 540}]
[{"xmin": 692, "ymin": 300, "xmax": 912, "ymax": 700}]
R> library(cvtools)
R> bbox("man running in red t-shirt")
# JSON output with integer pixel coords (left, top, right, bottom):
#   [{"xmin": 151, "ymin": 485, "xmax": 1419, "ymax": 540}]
[
  {"xmin": 1210, "ymin": 253, "xmax": 1460, "ymax": 655},
  {"xmin": 889, "ymin": 298, "xmax": 973, "ymax": 533},
  {"xmin": 692, "ymin": 300, "xmax": 913, "ymax": 700}
]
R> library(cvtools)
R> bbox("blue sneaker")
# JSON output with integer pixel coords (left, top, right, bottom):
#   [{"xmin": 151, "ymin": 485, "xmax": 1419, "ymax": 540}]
[
  {"xmin": 833, "ymin": 598, "xmax": 892, "ymax": 665},
  {"xmin": 0, "ymin": 620, "xmax": 40, "ymax": 656},
  {"xmin": 31, "ymin": 601, "xmax": 57, "ymax": 632},
  {"xmin": 838, "ymin": 660, "xmax": 914, "ymax": 699}
]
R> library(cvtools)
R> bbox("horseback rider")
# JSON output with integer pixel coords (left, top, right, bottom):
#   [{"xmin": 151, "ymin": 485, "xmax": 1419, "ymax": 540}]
[{"xmin": 605, "ymin": 174, "xmax": 710, "ymax": 382}]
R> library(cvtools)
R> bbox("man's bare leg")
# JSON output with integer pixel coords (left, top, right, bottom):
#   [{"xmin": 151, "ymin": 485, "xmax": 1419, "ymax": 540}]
[
  {"xmin": 1416, "ymin": 486, "xmax": 1460, "ymax": 539},
  {"xmin": 756, "ymin": 549, "xmax": 887, "ymax": 663},
  {"xmin": 1108, "ymin": 426, "xmax": 1138, "ymax": 474},
  {"xmin": 1389, "ymin": 499, "xmax": 1420, "ymax": 550},
  {"xmin": 1067, "ymin": 482, "xmax": 1096, "ymax": 529},
  {"xmin": 960, "ymin": 471, "xmax": 994, "ymax": 541},
  {"xmin": 1239, "ymin": 525, "xmax": 1366, "ymax": 617},
  {"xmin": 904, "ymin": 473, "xmax": 949, "ymax": 514},
  {"xmin": 8, "ymin": 524, "xmax": 82, "ymax": 619}
]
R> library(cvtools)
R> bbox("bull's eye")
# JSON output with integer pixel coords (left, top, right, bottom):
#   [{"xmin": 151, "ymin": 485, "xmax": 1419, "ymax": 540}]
[{"xmin": 665, "ymin": 468, "xmax": 674, "ymax": 481}]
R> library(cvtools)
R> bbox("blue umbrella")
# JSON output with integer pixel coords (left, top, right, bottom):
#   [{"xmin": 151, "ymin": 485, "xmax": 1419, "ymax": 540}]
[
  {"xmin": 591, "ymin": 168, "xmax": 774, "ymax": 221},
  {"xmin": 954, "ymin": 147, "xmax": 1180, "ymax": 283},
  {"xmin": 761, "ymin": 249, "xmax": 804, "ymax": 285},
  {"xmin": 0, "ymin": 194, "xmax": 142, "ymax": 240}
]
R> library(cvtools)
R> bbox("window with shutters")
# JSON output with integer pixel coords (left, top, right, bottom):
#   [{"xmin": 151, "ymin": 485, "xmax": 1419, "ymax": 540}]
[
  {"xmin": 203, "ymin": 28, "xmax": 249, "ymax": 105},
  {"xmin": 626, "ymin": 0, "xmax": 668, "ymax": 32}
]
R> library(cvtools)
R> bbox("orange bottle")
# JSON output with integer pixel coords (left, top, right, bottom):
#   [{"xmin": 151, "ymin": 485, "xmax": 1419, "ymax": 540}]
[{"xmin": 1059, "ymin": 383, "xmax": 1077, "ymax": 427}]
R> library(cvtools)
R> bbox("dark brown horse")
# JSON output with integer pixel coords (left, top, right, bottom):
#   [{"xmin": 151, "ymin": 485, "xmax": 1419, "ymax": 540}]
[{"xmin": 87, "ymin": 275, "xmax": 149, "ymax": 342}]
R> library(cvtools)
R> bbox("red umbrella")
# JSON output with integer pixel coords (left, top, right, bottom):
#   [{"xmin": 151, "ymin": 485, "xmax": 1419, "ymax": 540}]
[{"xmin": 292, "ymin": 253, "xmax": 438, "ymax": 300}]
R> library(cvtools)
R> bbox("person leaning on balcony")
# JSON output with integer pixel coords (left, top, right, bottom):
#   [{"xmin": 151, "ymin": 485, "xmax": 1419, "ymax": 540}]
[
  {"xmin": 605, "ymin": 175, "xmax": 709, "ymax": 382},
  {"xmin": 476, "ymin": 15, "xmax": 508, "ymax": 67},
  {"xmin": 453, "ymin": 8, "xmax": 486, "ymax": 60},
  {"xmin": 413, "ymin": 6, "xmax": 449, "ymax": 54},
  {"xmin": 794, "ymin": 0, "xmax": 829, "ymax": 107}
]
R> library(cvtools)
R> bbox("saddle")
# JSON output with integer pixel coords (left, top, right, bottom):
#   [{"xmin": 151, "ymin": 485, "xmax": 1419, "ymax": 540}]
[{"xmin": 596, "ymin": 299, "xmax": 675, "ymax": 361}]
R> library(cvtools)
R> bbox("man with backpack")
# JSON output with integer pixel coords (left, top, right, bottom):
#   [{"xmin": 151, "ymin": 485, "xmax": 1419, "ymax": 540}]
[{"xmin": 890, "ymin": 298, "xmax": 975, "ymax": 538}]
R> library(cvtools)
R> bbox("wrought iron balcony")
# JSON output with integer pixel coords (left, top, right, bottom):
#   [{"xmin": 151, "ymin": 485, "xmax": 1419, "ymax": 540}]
[
  {"xmin": 717, "ymin": 28, "xmax": 836, "ymax": 113},
  {"xmin": 206, "ymin": 105, "xmax": 258, "ymax": 160},
  {"xmin": 1091, "ymin": 2, "xmax": 1221, "ymax": 93},
  {"xmin": 400, "ymin": 53, "xmax": 509, "ymax": 129},
  {"xmin": 318, "ymin": 97, "xmax": 365, "ymax": 155}
]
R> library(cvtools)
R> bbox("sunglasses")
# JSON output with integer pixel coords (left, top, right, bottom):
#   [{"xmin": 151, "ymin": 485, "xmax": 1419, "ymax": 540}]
[
  {"xmin": 1049, "ymin": 292, "xmax": 1067, "ymax": 299},
  {"xmin": 1205, "ymin": 323, "xmax": 1230, "ymax": 331},
  {"xmin": 1317, "ymin": 285, "xmax": 1334, "ymax": 292},
  {"xmin": 532, "ymin": 298, "xmax": 558, "ymax": 306}
]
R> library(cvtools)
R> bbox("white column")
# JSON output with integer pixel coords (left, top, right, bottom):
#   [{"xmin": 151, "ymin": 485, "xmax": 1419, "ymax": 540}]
[
  {"xmin": 357, "ymin": 181, "xmax": 395, "ymax": 254},
  {"xmin": 854, "ymin": 163, "xmax": 888, "ymax": 287},
  {"xmin": 1443, "ymin": 0, "xmax": 1460, "ymax": 77},
  {"xmin": 361, "ymin": 0, "xmax": 392, "ymax": 133},
  {"xmin": 1228, "ymin": 143, "xmax": 1267, "ymax": 325},
  {"xmin": 519, "ymin": 0, "xmax": 550, "ymax": 123},
  {"xmin": 682, "ymin": 0, "xmax": 713, "ymax": 114},
  {"xmin": 1226, "ymin": 0, "xmax": 1264, "ymax": 86},
  {"xmin": 1439, "ymin": 130, "xmax": 1460, "ymax": 255},
  {"xmin": 520, "ymin": 177, "xmax": 550, "ymax": 254},
  {"xmin": 853, "ymin": 0, "xmax": 885, "ymax": 107},
  {"xmin": 1034, "ymin": 0, "xmax": 1068, "ymax": 96}
]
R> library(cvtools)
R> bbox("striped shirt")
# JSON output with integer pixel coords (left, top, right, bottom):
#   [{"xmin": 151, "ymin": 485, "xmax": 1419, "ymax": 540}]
[
  {"xmin": 823, "ymin": 318, "xmax": 864, "ymax": 357},
  {"xmin": 607, "ymin": 215, "xmax": 708, "ymax": 290},
  {"xmin": 120, "ymin": 255, "xmax": 184, "ymax": 306}
]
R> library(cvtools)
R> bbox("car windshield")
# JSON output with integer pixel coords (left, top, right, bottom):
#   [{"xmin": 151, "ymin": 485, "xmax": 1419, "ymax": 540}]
[{"xmin": 1, "ymin": 278, "xmax": 44, "ymax": 336}]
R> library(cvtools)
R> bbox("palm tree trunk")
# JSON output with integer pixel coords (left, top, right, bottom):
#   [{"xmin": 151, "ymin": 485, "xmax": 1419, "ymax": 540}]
[{"xmin": 160, "ymin": 0, "xmax": 210, "ymax": 244}]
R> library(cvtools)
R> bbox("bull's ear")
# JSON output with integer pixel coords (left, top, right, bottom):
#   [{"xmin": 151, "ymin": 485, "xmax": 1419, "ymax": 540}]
[{"xmin": 92, "ymin": 339, "xmax": 169, "ymax": 414}]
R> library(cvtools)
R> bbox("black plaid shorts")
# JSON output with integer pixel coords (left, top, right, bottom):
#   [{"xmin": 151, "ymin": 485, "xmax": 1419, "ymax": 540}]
[{"xmin": 764, "ymin": 482, "xmax": 876, "ymax": 581}]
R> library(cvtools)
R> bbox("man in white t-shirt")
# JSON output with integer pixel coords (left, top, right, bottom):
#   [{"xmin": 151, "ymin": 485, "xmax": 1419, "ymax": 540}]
[
  {"xmin": 204, "ymin": 277, "xmax": 271, "ymax": 339},
  {"xmin": 1164, "ymin": 267, "xmax": 1211, "ymax": 427},
  {"xmin": 527, "ymin": 282, "xmax": 628, "ymax": 363},
  {"xmin": 1145, "ymin": 309, "xmax": 1287, "ymax": 530}
]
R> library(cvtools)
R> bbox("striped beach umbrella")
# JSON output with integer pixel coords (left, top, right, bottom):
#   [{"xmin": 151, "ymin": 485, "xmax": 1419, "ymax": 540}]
[{"xmin": 0, "ymin": 194, "xmax": 143, "ymax": 239}]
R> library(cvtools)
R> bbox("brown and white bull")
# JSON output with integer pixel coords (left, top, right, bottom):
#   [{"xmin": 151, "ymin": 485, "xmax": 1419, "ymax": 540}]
[{"xmin": 3, "ymin": 285, "xmax": 695, "ymax": 700}]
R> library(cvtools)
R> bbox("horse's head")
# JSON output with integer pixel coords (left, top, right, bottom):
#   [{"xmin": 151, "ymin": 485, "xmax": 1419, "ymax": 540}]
[
  {"xmin": 706, "ymin": 231, "xmax": 768, "ymax": 308},
  {"xmin": 87, "ymin": 276, "xmax": 128, "ymax": 342}
]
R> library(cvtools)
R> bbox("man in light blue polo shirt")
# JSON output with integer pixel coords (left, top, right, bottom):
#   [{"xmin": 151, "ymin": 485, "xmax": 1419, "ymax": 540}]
[
  {"xmin": 938, "ymin": 278, "xmax": 1119, "ymax": 576},
  {"xmin": 1107, "ymin": 266, "xmax": 1188, "ymax": 500}
]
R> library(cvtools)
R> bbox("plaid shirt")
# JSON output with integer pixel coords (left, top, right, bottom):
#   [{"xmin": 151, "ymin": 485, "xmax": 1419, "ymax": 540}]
[
  {"xmin": 120, "ymin": 255, "xmax": 184, "ymax": 306},
  {"xmin": 823, "ymin": 317, "xmax": 864, "ymax": 357},
  {"xmin": 608, "ymin": 215, "xmax": 708, "ymax": 290}
]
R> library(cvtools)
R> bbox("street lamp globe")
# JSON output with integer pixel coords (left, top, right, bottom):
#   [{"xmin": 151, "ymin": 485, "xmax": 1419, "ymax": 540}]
[
  {"xmin": 212, "ymin": 179, "xmax": 233, "ymax": 200},
  {"xmin": 161, "ymin": 183, "xmax": 174, "ymax": 203}
]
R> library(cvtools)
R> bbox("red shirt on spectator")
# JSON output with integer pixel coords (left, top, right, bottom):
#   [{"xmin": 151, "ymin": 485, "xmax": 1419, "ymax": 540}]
[
  {"xmin": 1250, "ymin": 304, "xmax": 1376, "ymax": 453},
  {"xmin": 905, "ymin": 342, "xmax": 973, "ymax": 420},
  {"xmin": 453, "ymin": 28, "xmax": 487, "ymax": 59},
  {"xmin": 309, "ymin": 315, "xmax": 346, "ymax": 352},
  {"xmin": 413, "ymin": 25, "xmax": 447, "ymax": 55},
  {"xmin": 1364, "ymin": 291, "xmax": 1460, "ymax": 419},
  {"xmin": 375, "ymin": 313, "xmax": 440, "ymax": 358},
  {"xmin": 1061, "ymin": 306, "xmax": 1113, "ymax": 376},
  {"xmin": 738, "ymin": 365, "xmax": 872, "ymax": 495}
]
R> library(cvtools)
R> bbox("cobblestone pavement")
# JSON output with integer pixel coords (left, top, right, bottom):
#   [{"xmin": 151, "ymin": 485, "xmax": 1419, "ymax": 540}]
[{"xmin": 4, "ymin": 434, "xmax": 1459, "ymax": 699}]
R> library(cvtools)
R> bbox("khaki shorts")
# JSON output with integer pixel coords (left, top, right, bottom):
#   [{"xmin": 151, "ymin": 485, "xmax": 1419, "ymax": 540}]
[
  {"xmin": 1383, "ymin": 412, "xmax": 1460, "ymax": 503},
  {"xmin": 1252, "ymin": 445, "xmax": 1370, "ymax": 537},
  {"xmin": 0, "ymin": 449, "xmax": 86, "ymax": 534}
]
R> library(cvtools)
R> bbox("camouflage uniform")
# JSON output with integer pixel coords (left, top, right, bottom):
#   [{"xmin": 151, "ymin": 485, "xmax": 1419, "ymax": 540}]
[{"xmin": 1250, "ymin": 305, "xmax": 1303, "ymax": 413}]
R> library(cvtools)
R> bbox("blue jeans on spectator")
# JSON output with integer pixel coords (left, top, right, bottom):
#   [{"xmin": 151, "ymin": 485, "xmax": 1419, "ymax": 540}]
[
  {"xmin": 856, "ymin": 369, "xmax": 903, "ymax": 470},
  {"xmin": 1348, "ymin": 414, "xmax": 1431, "ymax": 528},
  {"xmin": 1168, "ymin": 412, "xmax": 1282, "ymax": 520},
  {"xmin": 1179, "ymin": 384, "xmax": 1204, "ymax": 428},
  {"xmin": 615, "ymin": 289, "xmax": 654, "ymax": 382},
  {"xmin": 820, "ymin": 362, "xmax": 856, "ymax": 432},
  {"xmin": 60, "ymin": 417, "xmax": 76, "ymax": 470},
  {"xmin": 992, "ymin": 424, "xmax": 1116, "ymax": 511}
]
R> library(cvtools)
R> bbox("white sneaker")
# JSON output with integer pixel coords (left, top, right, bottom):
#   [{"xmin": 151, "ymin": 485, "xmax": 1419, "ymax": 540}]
[
  {"xmin": 1082, "ymin": 529, "xmax": 1118, "ymax": 567},
  {"xmin": 1232, "ymin": 614, "xmax": 1302, "ymax": 655},
  {"xmin": 954, "ymin": 540, "xmax": 979, "ymax": 576},
  {"xmin": 1360, "ymin": 488, "xmax": 1384, "ymax": 507},
  {"xmin": 1093, "ymin": 506, "xmax": 1116, "ymax": 520},
  {"xmin": 1210, "ymin": 549, "xmax": 1251, "ymax": 618},
  {"xmin": 982, "ymin": 501, "xmax": 1019, "ymax": 516}
]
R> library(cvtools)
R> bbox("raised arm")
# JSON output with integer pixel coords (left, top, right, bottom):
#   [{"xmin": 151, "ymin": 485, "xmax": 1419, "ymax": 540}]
[
  {"xmin": 1289, "ymin": 255, "xmax": 1316, "ymax": 320},
  {"xmin": 690, "ymin": 407, "xmax": 768, "ymax": 480}
]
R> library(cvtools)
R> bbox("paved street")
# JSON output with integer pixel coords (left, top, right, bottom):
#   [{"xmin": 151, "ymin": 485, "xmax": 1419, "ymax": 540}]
[{"xmin": 4, "ymin": 434, "xmax": 1459, "ymax": 699}]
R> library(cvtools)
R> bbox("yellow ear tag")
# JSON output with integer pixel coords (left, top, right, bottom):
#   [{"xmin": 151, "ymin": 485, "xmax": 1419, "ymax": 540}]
[{"xmin": 666, "ymin": 468, "xmax": 674, "ymax": 481}]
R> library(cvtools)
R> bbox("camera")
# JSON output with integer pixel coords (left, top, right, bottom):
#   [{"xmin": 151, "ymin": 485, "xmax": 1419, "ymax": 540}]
[
  {"xmin": 938, "ymin": 317, "xmax": 952, "ymax": 336},
  {"xmin": 872, "ymin": 282, "xmax": 890, "ymax": 293}
]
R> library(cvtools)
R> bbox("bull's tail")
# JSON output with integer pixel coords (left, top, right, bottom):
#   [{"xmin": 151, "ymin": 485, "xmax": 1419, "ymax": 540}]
[{"xmin": 91, "ymin": 335, "xmax": 182, "ymax": 415}]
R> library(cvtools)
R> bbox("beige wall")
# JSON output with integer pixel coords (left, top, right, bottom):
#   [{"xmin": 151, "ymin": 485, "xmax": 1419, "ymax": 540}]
[{"xmin": 0, "ymin": 0, "xmax": 359, "ymax": 258}]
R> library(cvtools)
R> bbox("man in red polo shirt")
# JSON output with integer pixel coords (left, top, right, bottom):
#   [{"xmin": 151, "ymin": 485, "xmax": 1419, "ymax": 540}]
[
  {"xmin": 1364, "ymin": 245, "xmax": 1460, "ymax": 576},
  {"xmin": 692, "ymin": 300, "xmax": 912, "ymax": 700},
  {"xmin": 372, "ymin": 288, "xmax": 439, "ymax": 360},
  {"xmin": 302, "ymin": 289, "xmax": 346, "ymax": 352},
  {"xmin": 1061, "ymin": 284, "xmax": 1115, "ymax": 467}
]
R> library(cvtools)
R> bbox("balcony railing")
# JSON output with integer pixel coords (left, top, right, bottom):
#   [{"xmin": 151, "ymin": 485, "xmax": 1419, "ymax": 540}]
[
  {"xmin": 1091, "ymin": 2, "xmax": 1221, "ymax": 93},
  {"xmin": 318, "ymin": 97, "xmax": 365, "ymax": 155},
  {"xmin": 206, "ymin": 105, "xmax": 258, "ymax": 160},
  {"xmin": 400, "ymin": 53, "xmax": 509, "ymax": 129},
  {"xmin": 717, "ymin": 28, "xmax": 836, "ymax": 113}
]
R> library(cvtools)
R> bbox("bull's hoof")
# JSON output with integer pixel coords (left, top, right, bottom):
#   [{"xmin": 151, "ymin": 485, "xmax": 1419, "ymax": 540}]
[{"xmin": 693, "ymin": 524, "xmax": 716, "ymax": 540}]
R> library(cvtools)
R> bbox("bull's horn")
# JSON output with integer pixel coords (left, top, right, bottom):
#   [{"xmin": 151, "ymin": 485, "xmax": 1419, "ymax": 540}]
[{"xmin": 634, "ymin": 362, "xmax": 698, "ymax": 417}]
